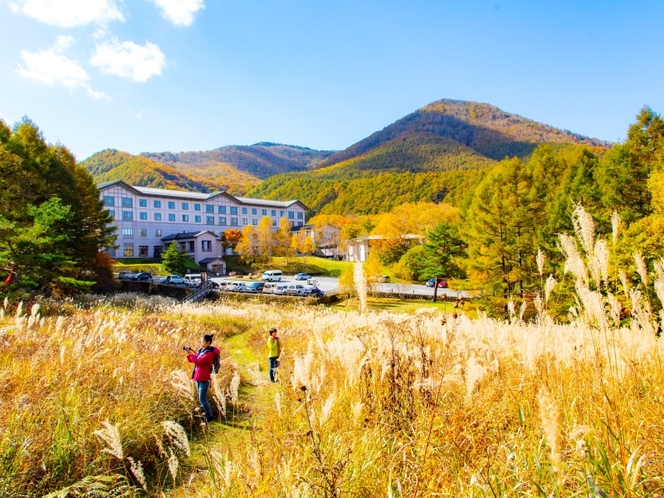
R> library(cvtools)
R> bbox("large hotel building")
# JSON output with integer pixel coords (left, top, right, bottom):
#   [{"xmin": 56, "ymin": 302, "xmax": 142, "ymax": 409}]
[{"xmin": 99, "ymin": 180, "xmax": 306, "ymax": 270}]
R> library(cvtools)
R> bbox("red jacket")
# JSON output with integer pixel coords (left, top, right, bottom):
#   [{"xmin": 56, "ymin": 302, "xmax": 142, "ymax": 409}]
[{"xmin": 187, "ymin": 346, "xmax": 220, "ymax": 381}]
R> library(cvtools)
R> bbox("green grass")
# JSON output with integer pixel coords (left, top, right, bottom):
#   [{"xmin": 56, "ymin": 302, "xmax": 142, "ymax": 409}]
[
  {"xmin": 331, "ymin": 296, "xmax": 477, "ymax": 316},
  {"xmin": 267, "ymin": 256, "xmax": 352, "ymax": 276}
]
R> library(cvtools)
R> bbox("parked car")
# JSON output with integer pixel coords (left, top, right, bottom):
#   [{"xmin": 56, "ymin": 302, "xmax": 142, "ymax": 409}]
[
  {"xmin": 438, "ymin": 279, "xmax": 448, "ymax": 288},
  {"xmin": 183, "ymin": 274, "xmax": 202, "ymax": 287},
  {"xmin": 273, "ymin": 284, "xmax": 289, "ymax": 295},
  {"xmin": 377, "ymin": 275, "xmax": 391, "ymax": 283},
  {"xmin": 160, "ymin": 274, "xmax": 185, "ymax": 284},
  {"xmin": 216, "ymin": 281, "xmax": 230, "ymax": 291},
  {"xmin": 242, "ymin": 282, "xmax": 265, "ymax": 293},
  {"xmin": 228, "ymin": 282, "xmax": 247, "ymax": 292},
  {"xmin": 426, "ymin": 279, "xmax": 436, "ymax": 288},
  {"xmin": 118, "ymin": 271, "xmax": 135, "ymax": 280},
  {"xmin": 303, "ymin": 286, "xmax": 324, "ymax": 297},
  {"xmin": 262, "ymin": 283, "xmax": 278, "ymax": 294},
  {"xmin": 294, "ymin": 273, "xmax": 311, "ymax": 281},
  {"xmin": 133, "ymin": 272, "xmax": 153, "ymax": 281},
  {"xmin": 285, "ymin": 284, "xmax": 306, "ymax": 296}
]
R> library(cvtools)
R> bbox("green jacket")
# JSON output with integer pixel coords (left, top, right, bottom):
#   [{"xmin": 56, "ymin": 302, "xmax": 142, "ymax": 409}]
[{"xmin": 267, "ymin": 337, "xmax": 281, "ymax": 358}]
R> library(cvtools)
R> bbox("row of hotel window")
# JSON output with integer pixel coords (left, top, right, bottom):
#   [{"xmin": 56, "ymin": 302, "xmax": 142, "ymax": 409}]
[
  {"xmin": 103, "ymin": 196, "xmax": 304, "ymax": 219},
  {"xmin": 113, "ymin": 240, "xmax": 210, "ymax": 258},
  {"xmin": 108, "ymin": 211, "xmax": 304, "ymax": 227}
]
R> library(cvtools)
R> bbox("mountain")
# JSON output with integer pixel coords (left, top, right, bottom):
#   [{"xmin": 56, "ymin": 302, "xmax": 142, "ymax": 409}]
[
  {"xmin": 81, "ymin": 149, "xmax": 233, "ymax": 193},
  {"xmin": 247, "ymin": 99, "xmax": 610, "ymax": 214},
  {"xmin": 142, "ymin": 143, "xmax": 336, "ymax": 180}
]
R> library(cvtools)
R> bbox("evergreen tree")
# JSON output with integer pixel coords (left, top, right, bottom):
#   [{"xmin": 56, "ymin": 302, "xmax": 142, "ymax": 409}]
[{"xmin": 161, "ymin": 242, "xmax": 191, "ymax": 276}]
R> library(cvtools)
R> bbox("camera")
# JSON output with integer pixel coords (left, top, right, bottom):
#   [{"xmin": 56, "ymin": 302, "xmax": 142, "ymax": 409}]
[{"xmin": 183, "ymin": 346, "xmax": 192, "ymax": 351}]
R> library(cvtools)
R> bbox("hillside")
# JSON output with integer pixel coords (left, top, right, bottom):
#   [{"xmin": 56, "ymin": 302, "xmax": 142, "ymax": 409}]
[
  {"xmin": 81, "ymin": 149, "xmax": 235, "ymax": 193},
  {"xmin": 247, "ymin": 99, "xmax": 610, "ymax": 214},
  {"xmin": 142, "ymin": 142, "xmax": 335, "ymax": 179}
]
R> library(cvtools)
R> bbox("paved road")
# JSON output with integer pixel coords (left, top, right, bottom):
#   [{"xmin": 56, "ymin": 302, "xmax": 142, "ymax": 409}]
[{"xmin": 210, "ymin": 275, "xmax": 471, "ymax": 299}]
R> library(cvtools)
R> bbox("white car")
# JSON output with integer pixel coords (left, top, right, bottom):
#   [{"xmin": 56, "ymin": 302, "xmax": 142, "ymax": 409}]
[
  {"xmin": 262, "ymin": 283, "xmax": 279, "ymax": 294},
  {"xmin": 273, "ymin": 284, "xmax": 289, "ymax": 295},
  {"xmin": 285, "ymin": 284, "xmax": 306, "ymax": 296},
  {"xmin": 228, "ymin": 282, "xmax": 247, "ymax": 292},
  {"xmin": 160, "ymin": 274, "xmax": 185, "ymax": 285}
]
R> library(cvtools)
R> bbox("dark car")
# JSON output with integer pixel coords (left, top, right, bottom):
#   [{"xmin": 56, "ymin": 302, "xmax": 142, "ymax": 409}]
[
  {"xmin": 426, "ymin": 279, "xmax": 436, "ymax": 287},
  {"xmin": 133, "ymin": 272, "xmax": 153, "ymax": 281},
  {"xmin": 243, "ymin": 282, "xmax": 265, "ymax": 293}
]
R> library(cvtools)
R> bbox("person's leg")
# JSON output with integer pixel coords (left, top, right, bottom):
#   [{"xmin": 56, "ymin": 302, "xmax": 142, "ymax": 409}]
[
  {"xmin": 197, "ymin": 381, "xmax": 213, "ymax": 421},
  {"xmin": 269, "ymin": 357, "xmax": 278, "ymax": 382}
]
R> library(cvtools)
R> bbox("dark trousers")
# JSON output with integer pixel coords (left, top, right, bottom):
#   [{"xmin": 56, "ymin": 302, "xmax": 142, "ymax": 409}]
[
  {"xmin": 269, "ymin": 357, "xmax": 280, "ymax": 382},
  {"xmin": 196, "ymin": 381, "xmax": 213, "ymax": 421}
]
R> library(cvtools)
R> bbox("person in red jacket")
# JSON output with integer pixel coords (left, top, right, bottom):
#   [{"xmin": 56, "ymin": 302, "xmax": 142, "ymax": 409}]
[{"xmin": 185, "ymin": 333, "xmax": 219, "ymax": 423}]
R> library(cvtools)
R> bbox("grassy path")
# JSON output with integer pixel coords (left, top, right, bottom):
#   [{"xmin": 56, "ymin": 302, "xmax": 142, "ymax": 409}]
[{"xmin": 170, "ymin": 330, "xmax": 278, "ymax": 496}]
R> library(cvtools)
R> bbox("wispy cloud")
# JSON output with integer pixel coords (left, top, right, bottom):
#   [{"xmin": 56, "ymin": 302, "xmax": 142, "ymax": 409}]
[
  {"xmin": 0, "ymin": 112, "xmax": 14, "ymax": 125},
  {"xmin": 17, "ymin": 36, "xmax": 109, "ymax": 100},
  {"xmin": 8, "ymin": 0, "xmax": 124, "ymax": 28},
  {"xmin": 90, "ymin": 39, "xmax": 167, "ymax": 82},
  {"xmin": 149, "ymin": 0, "xmax": 205, "ymax": 27}
]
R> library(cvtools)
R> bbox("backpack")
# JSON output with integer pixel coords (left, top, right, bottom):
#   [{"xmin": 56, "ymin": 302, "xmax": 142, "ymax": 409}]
[{"xmin": 211, "ymin": 352, "xmax": 220, "ymax": 374}]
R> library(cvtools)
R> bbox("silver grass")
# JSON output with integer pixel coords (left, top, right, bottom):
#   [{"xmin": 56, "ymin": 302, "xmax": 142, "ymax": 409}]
[
  {"xmin": 94, "ymin": 421, "xmax": 124, "ymax": 460},
  {"xmin": 319, "ymin": 392, "xmax": 336, "ymax": 425},
  {"xmin": 536, "ymin": 249, "xmax": 544, "ymax": 277},
  {"xmin": 594, "ymin": 239, "xmax": 610, "ymax": 288},
  {"xmin": 127, "ymin": 457, "xmax": 147, "ymax": 492},
  {"xmin": 170, "ymin": 369, "xmax": 195, "ymax": 404},
  {"xmin": 229, "ymin": 372, "xmax": 240, "ymax": 404},
  {"xmin": 162, "ymin": 421, "xmax": 190, "ymax": 457},
  {"xmin": 559, "ymin": 234, "xmax": 588, "ymax": 284},
  {"xmin": 537, "ymin": 386, "xmax": 561, "ymax": 473},
  {"xmin": 545, "ymin": 275, "xmax": 556, "ymax": 303},
  {"xmin": 167, "ymin": 449, "xmax": 179, "ymax": 485},
  {"xmin": 654, "ymin": 259, "xmax": 664, "ymax": 307},
  {"xmin": 354, "ymin": 260, "xmax": 368, "ymax": 314},
  {"xmin": 611, "ymin": 211, "xmax": 620, "ymax": 246},
  {"xmin": 572, "ymin": 203, "xmax": 596, "ymax": 257},
  {"xmin": 634, "ymin": 252, "xmax": 649, "ymax": 288},
  {"xmin": 619, "ymin": 270, "xmax": 630, "ymax": 298}
]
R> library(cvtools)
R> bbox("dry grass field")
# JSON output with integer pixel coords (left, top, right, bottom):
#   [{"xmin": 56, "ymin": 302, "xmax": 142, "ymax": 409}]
[{"xmin": 1, "ymin": 210, "xmax": 664, "ymax": 497}]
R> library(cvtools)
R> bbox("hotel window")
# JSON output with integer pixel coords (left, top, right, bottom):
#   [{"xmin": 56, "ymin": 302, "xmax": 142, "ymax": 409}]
[
  {"xmin": 182, "ymin": 202, "xmax": 189, "ymax": 210},
  {"xmin": 182, "ymin": 215, "xmax": 189, "ymax": 222},
  {"xmin": 280, "ymin": 210, "xmax": 285, "ymax": 217},
  {"xmin": 107, "ymin": 210, "xmax": 115, "ymax": 218},
  {"xmin": 262, "ymin": 209, "xmax": 267, "ymax": 215},
  {"xmin": 195, "ymin": 215, "xmax": 201, "ymax": 223},
  {"xmin": 122, "ymin": 228, "xmax": 133, "ymax": 238},
  {"xmin": 155, "ymin": 229, "xmax": 162, "ymax": 237},
  {"xmin": 123, "ymin": 243, "xmax": 134, "ymax": 257},
  {"xmin": 122, "ymin": 211, "xmax": 133, "ymax": 221},
  {"xmin": 202, "ymin": 240, "xmax": 212, "ymax": 252},
  {"xmin": 139, "ymin": 199, "xmax": 147, "ymax": 207},
  {"xmin": 297, "ymin": 212, "xmax": 303, "ymax": 219},
  {"xmin": 272, "ymin": 219, "xmax": 277, "ymax": 227},
  {"xmin": 103, "ymin": 196, "xmax": 114, "ymax": 206},
  {"xmin": 242, "ymin": 218, "xmax": 248, "ymax": 225},
  {"xmin": 288, "ymin": 211, "xmax": 295, "ymax": 219},
  {"xmin": 271, "ymin": 210, "xmax": 276, "ymax": 216},
  {"xmin": 252, "ymin": 219, "xmax": 258, "ymax": 226},
  {"xmin": 219, "ymin": 216, "xmax": 227, "ymax": 225},
  {"xmin": 139, "ymin": 229, "xmax": 147, "ymax": 237},
  {"xmin": 168, "ymin": 214, "xmax": 175, "ymax": 221},
  {"xmin": 206, "ymin": 205, "xmax": 214, "ymax": 213},
  {"xmin": 121, "ymin": 198, "xmax": 132, "ymax": 207},
  {"xmin": 251, "ymin": 208, "xmax": 257, "ymax": 215},
  {"xmin": 241, "ymin": 207, "xmax": 247, "ymax": 215},
  {"xmin": 188, "ymin": 241, "xmax": 195, "ymax": 252},
  {"xmin": 230, "ymin": 206, "xmax": 238, "ymax": 215},
  {"xmin": 168, "ymin": 201, "xmax": 175, "ymax": 209},
  {"xmin": 194, "ymin": 204, "xmax": 201, "ymax": 211},
  {"xmin": 154, "ymin": 200, "xmax": 161, "ymax": 208},
  {"xmin": 297, "ymin": 221, "xmax": 304, "ymax": 227},
  {"xmin": 138, "ymin": 246, "xmax": 148, "ymax": 257},
  {"xmin": 154, "ymin": 213, "xmax": 162, "ymax": 221},
  {"xmin": 139, "ymin": 212, "xmax": 147, "ymax": 220},
  {"xmin": 154, "ymin": 246, "xmax": 163, "ymax": 258},
  {"xmin": 230, "ymin": 217, "xmax": 238, "ymax": 226},
  {"xmin": 218, "ymin": 206, "xmax": 226, "ymax": 214},
  {"xmin": 206, "ymin": 216, "xmax": 214, "ymax": 225}
]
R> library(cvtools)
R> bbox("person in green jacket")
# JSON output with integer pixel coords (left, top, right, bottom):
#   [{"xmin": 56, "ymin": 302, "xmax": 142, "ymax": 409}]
[{"xmin": 267, "ymin": 328, "xmax": 281, "ymax": 382}]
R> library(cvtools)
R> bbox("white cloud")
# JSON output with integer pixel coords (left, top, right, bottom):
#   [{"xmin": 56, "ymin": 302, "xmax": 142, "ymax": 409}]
[
  {"xmin": 0, "ymin": 112, "xmax": 14, "ymax": 125},
  {"xmin": 149, "ymin": 0, "xmax": 205, "ymax": 27},
  {"xmin": 17, "ymin": 36, "xmax": 109, "ymax": 100},
  {"xmin": 8, "ymin": 0, "xmax": 124, "ymax": 28},
  {"xmin": 90, "ymin": 39, "xmax": 167, "ymax": 82}
]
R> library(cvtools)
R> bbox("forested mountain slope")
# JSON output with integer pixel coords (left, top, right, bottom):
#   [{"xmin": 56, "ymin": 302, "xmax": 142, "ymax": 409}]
[
  {"xmin": 81, "ymin": 149, "xmax": 231, "ymax": 193},
  {"xmin": 248, "ymin": 100, "xmax": 610, "ymax": 214},
  {"xmin": 142, "ymin": 142, "xmax": 335, "ymax": 179}
]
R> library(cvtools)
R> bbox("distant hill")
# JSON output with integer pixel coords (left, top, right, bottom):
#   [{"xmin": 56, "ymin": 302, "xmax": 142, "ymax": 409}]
[
  {"xmin": 142, "ymin": 143, "xmax": 336, "ymax": 179},
  {"xmin": 247, "ymin": 99, "xmax": 610, "ymax": 214},
  {"xmin": 81, "ymin": 149, "xmax": 232, "ymax": 193}
]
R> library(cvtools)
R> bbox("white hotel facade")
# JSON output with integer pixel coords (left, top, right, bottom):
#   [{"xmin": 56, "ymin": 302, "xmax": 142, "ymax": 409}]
[{"xmin": 99, "ymin": 180, "xmax": 306, "ymax": 265}]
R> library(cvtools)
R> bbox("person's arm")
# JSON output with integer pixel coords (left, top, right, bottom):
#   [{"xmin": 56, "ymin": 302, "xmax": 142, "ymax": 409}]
[{"xmin": 187, "ymin": 350, "xmax": 213, "ymax": 367}]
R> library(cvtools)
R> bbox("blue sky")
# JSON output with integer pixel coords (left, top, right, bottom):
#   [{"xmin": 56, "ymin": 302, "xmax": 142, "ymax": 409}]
[{"xmin": 1, "ymin": 0, "xmax": 663, "ymax": 160}]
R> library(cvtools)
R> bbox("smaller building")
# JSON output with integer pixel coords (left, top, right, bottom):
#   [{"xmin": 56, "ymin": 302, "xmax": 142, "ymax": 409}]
[
  {"xmin": 161, "ymin": 231, "xmax": 225, "ymax": 273},
  {"xmin": 346, "ymin": 234, "xmax": 424, "ymax": 262}
]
